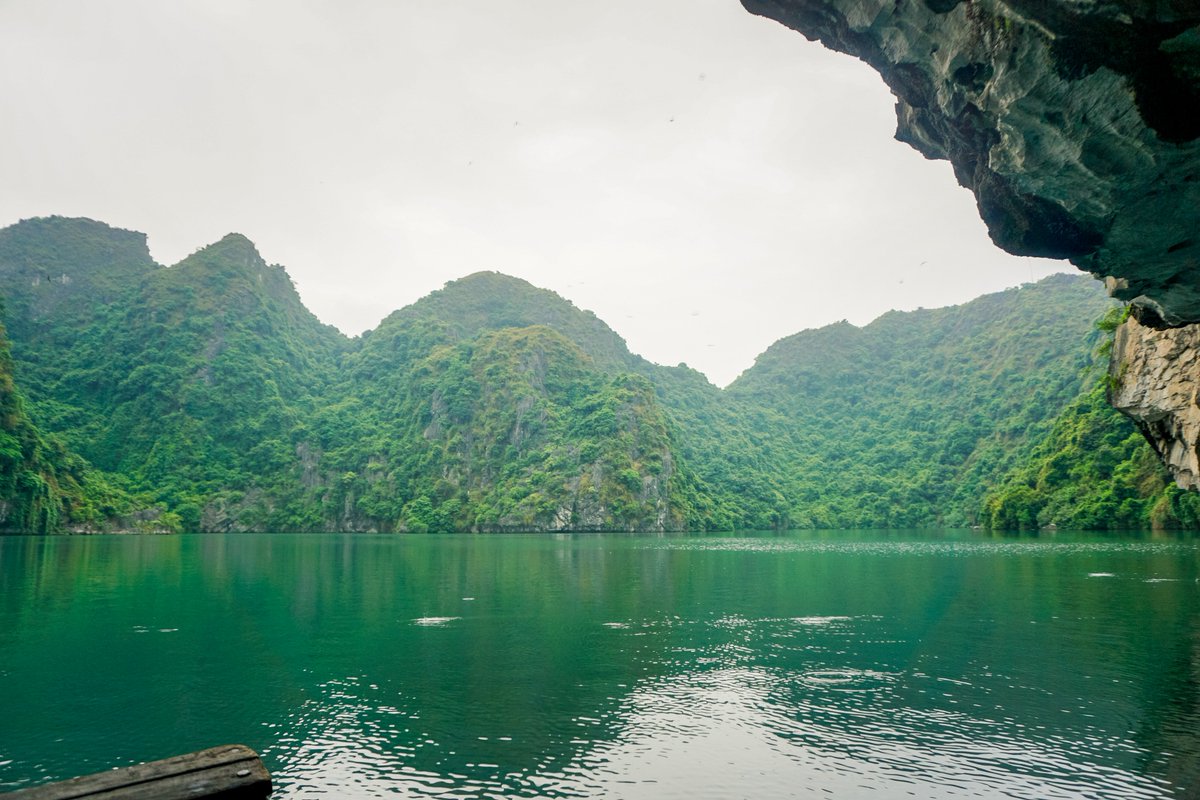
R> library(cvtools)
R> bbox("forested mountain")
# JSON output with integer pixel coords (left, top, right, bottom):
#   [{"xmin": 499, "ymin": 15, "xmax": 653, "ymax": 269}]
[
  {"xmin": 980, "ymin": 309, "xmax": 1200, "ymax": 531},
  {"xmin": 0, "ymin": 312, "xmax": 79, "ymax": 532},
  {"xmin": 0, "ymin": 216, "xmax": 1193, "ymax": 532},
  {"xmin": 0, "ymin": 309, "xmax": 142, "ymax": 532},
  {"xmin": 726, "ymin": 275, "xmax": 1113, "ymax": 526}
]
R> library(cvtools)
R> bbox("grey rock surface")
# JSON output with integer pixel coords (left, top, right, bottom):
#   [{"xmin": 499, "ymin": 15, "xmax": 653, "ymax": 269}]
[
  {"xmin": 742, "ymin": 0, "xmax": 1200, "ymax": 324},
  {"xmin": 1110, "ymin": 316, "xmax": 1200, "ymax": 489}
]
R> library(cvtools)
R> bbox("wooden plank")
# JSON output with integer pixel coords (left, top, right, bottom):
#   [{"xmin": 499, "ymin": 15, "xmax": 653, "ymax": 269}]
[{"xmin": 1, "ymin": 745, "xmax": 272, "ymax": 800}]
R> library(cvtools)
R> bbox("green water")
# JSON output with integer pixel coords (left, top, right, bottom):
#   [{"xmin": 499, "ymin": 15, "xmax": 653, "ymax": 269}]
[{"xmin": 1, "ymin": 532, "xmax": 1198, "ymax": 798}]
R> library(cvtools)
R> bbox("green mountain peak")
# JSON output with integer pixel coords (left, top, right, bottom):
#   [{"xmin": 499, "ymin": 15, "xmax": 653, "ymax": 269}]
[
  {"xmin": 0, "ymin": 216, "xmax": 153, "ymax": 272},
  {"xmin": 369, "ymin": 269, "xmax": 637, "ymax": 374},
  {"xmin": 180, "ymin": 232, "xmax": 265, "ymax": 268},
  {"xmin": 1, "ymin": 218, "xmax": 1191, "ymax": 533}
]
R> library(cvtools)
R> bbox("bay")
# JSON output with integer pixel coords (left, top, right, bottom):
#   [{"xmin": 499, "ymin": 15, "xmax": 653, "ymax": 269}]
[{"xmin": 0, "ymin": 531, "xmax": 1197, "ymax": 798}]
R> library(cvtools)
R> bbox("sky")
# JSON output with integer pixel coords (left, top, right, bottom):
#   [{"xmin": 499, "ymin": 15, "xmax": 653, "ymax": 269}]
[{"xmin": 0, "ymin": 0, "xmax": 1071, "ymax": 386}]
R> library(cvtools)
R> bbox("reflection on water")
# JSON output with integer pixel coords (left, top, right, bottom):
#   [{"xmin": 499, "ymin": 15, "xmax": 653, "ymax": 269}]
[{"xmin": 0, "ymin": 531, "xmax": 1197, "ymax": 798}]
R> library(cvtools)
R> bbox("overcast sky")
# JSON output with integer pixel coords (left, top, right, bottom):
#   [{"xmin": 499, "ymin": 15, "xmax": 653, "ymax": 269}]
[{"xmin": 0, "ymin": 0, "xmax": 1071, "ymax": 386}]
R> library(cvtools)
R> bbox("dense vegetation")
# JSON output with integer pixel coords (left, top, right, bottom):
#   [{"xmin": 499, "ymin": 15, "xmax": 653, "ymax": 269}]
[
  {"xmin": 0, "ymin": 216, "xmax": 1193, "ymax": 532},
  {"xmin": 0, "ymin": 307, "xmax": 141, "ymax": 532},
  {"xmin": 979, "ymin": 308, "xmax": 1200, "ymax": 530},
  {"xmin": 720, "ymin": 275, "xmax": 1121, "ymax": 527},
  {"xmin": 0, "ymin": 311, "xmax": 73, "ymax": 532}
]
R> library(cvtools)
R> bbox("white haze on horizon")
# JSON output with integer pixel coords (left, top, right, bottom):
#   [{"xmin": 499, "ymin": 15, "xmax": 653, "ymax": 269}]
[{"xmin": 0, "ymin": 0, "xmax": 1071, "ymax": 386}]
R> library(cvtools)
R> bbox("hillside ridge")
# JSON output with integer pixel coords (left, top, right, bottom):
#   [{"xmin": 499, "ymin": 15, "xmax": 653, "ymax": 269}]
[{"xmin": 1, "ymin": 217, "xmax": 1190, "ymax": 532}]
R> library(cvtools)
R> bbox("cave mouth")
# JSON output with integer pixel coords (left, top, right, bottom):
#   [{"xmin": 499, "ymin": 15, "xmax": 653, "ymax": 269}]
[{"xmin": 741, "ymin": 0, "xmax": 1200, "ymax": 328}]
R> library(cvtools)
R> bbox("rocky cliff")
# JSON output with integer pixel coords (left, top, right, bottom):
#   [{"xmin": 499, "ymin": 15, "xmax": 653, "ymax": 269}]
[
  {"xmin": 1110, "ymin": 317, "xmax": 1200, "ymax": 490},
  {"xmin": 740, "ymin": 0, "xmax": 1200, "ymax": 485},
  {"xmin": 741, "ymin": 0, "xmax": 1199, "ymax": 324}
]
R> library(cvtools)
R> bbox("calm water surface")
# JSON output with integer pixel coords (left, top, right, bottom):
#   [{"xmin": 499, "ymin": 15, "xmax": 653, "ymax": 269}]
[{"xmin": 1, "ymin": 531, "xmax": 1198, "ymax": 799}]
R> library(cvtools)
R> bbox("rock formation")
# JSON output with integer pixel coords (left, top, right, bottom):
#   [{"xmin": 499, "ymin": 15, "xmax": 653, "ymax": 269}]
[
  {"xmin": 741, "ymin": 0, "xmax": 1198, "ymax": 323},
  {"xmin": 740, "ymin": 0, "xmax": 1200, "ymax": 485},
  {"xmin": 1110, "ymin": 317, "xmax": 1200, "ymax": 489}
]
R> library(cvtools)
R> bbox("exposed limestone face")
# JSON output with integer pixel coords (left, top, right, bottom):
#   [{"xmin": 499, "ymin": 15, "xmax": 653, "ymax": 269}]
[
  {"xmin": 741, "ymin": 0, "xmax": 1200, "ymax": 324},
  {"xmin": 1110, "ymin": 317, "xmax": 1200, "ymax": 489}
]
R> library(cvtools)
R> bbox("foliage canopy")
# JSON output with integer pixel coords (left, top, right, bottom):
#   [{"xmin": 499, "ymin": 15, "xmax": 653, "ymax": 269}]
[{"xmin": 0, "ymin": 217, "xmax": 1188, "ymax": 532}]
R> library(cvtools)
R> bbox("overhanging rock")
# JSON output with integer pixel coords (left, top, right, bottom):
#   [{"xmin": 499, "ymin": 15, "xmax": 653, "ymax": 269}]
[{"xmin": 742, "ymin": 0, "xmax": 1200, "ymax": 325}]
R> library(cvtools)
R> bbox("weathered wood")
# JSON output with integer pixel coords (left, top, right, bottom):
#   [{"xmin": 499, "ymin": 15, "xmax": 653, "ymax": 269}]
[{"xmin": 1, "ymin": 745, "xmax": 271, "ymax": 800}]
